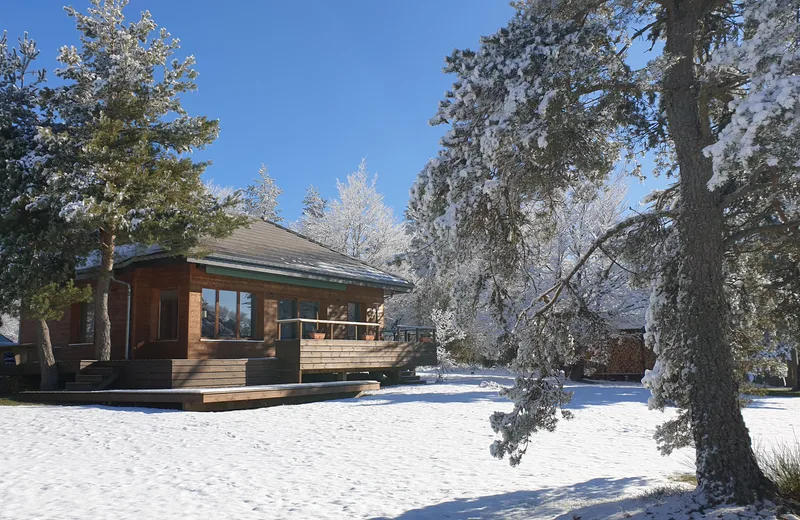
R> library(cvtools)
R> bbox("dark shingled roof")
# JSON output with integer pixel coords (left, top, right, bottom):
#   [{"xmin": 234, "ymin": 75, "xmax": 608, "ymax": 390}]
[
  {"xmin": 188, "ymin": 220, "xmax": 413, "ymax": 291},
  {"xmin": 81, "ymin": 221, "xmax": 413, "ymax": 291}
]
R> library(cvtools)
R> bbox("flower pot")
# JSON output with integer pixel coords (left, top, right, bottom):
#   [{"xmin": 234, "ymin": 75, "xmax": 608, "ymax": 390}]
[
  {"xmin": 312, "ymin": 332, "xmax": 326, "ymax": 340},
  {"xmin": 363, "ymin": 334, "xmax": 376, "ymax": 341},
  {"xmin": 420, "ymin": 336, "xmax": 433, "ymax": 343}
]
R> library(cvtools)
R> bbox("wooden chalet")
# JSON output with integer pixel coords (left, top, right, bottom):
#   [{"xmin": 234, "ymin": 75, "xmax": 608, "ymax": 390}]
[{"xmin": 4, "ymin": 220, "xmax": 435, "ymax": 407}]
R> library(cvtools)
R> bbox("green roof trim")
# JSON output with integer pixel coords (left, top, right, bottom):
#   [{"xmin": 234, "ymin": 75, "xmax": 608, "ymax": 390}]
[{"xmin": 205, "ymin": 265, "xmax": 347, "ymax": 291}]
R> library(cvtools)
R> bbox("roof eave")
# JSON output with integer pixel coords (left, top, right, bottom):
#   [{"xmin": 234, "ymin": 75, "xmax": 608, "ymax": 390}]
[{"xmin": 187, "ymin": 256, "xmax": 414, "ymax": 293}]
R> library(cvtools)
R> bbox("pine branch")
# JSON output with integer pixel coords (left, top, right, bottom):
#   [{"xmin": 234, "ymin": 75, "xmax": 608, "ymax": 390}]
[{"xmin": 515, "ymin": 210, "xmax": 675, "ymax": 326}]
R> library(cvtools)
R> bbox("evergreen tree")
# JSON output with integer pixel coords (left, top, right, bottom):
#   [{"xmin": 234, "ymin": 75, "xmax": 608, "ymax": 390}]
[
  {"xmin": 300, "ymin": 185, "xmax": 326, "ymax": 221},
  {"xmin": 244, "ymin": 164, "xmax": 283, "ymax": 222},
  {"xmin": 410, "ymin": 0, "xmax": 800, "ymax": 503},
  {"xmin": 0, "ymin": 32, "xmax": 93, "ymax": 389},
  {"xmin": 30, "ymin": 0, "xmax": 245, "ymax": 360},
  {"xmin": 300, "ymin": 159, "xmax": 408, "ymax": 268}
]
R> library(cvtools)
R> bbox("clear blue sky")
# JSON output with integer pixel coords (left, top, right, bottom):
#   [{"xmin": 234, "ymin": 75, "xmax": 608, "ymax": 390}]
[{"xmin": 4, "ymin": 1, "xmax": 662, "ymax": 221}]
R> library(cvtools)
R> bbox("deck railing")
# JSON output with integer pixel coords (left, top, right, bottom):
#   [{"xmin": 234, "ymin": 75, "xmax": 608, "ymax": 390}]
[
  {"xmin": 277, "ymin": 318, "xmax": 382, "ymax": 341},
  {"xmin": 381, "ymin": 326, "xmax": 437, "ymax": 343}
]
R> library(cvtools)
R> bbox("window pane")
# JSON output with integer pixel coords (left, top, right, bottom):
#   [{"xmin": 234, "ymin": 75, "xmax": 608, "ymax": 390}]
[
  {"xmin": 80, "ymin": 301, "xmax": 95, "ymax": 343},
  {"xmin": 218, "ymin": 290, "xmax": 237, "ymax": 338},
  {"xmin": 239, "ymin": 292, "xmax": 255, "ymax": 339},
  {"xmin": 159, "ymin": 289, "xmax": 179, "ymax": 340},
  {"xmin": 201, "ymin": 289, "xmax": 216, "ymax": 339},
  {"xmin": 347, "ymin": 302, "xmax": 361, "ymax": 340},
  {"xmin": 278, "ymin": 299, "xmax": 297, "ymax": 340},
  {"xmin": 299, "ymin": 301, "xmax": 319, "ymax": 338}
]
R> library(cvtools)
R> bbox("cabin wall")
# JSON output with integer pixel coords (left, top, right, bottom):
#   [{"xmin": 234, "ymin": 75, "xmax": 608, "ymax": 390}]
[
  {"xmin": 186, "ymin": 264, "xmax": 385, "ymax": 360},
  {"xmin": 130, "ymin": 264, "xmax": 190, "ymax": 360},
  {"xmin": 17, "ymin": 261, "xmax": 389, "ymax": 362},
  {"xmin": 18, "ymin": 273, "xmax": 132, "ymax": 360}
]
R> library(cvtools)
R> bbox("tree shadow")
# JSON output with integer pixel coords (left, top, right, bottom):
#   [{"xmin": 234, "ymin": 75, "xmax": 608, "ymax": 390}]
[
  {"xmin": 355, "ymin": 375, "xmax": 653, "ymax": 409},
  {"xmin": 370, "ymin": 476, "xmax": 652, "ymax": 519}
]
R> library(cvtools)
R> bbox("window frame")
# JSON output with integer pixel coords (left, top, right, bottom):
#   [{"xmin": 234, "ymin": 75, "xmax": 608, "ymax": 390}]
[
  {"xmin": 157, "ymin": 288, "xmax": 180, "ymax": 341},
  {"xmin": 77, "ymin": 300, "xmax": 95, "ymax": 344},
  {"xmin": 201, "ymin": 288, "xmax": 261, "ymax": 341},
  {"xmin": 278, "ymin": 297, "xmax": 299, "ymax": 340}
]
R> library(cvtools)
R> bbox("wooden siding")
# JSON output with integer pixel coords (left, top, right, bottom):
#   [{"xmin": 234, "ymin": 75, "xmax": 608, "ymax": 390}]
[
  {"xmin": 17, "ymin": 260, "xmax": 390, "ymax": 363},
  {"xmin": 276, "ymin": 339, "xmax": 437, "ymax": 381},
  {"xmin": 187, "ymin": 263, "xmax": 385, "ymax": 359},
  {"xmin": 77, "ymin": 358, "xmax": 281, "ymax": 389}
]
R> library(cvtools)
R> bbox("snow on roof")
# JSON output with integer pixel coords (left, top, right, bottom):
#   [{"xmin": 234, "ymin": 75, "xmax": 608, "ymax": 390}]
[
  {"xmin": 80, "ymin": 220, "xmax": 413, "ymax": 292},
  {"xmin": 191, "ymin": 220, "xmax": 413, "ymax": 291}
]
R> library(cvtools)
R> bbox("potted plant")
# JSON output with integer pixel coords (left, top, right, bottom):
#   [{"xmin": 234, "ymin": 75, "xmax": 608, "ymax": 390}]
[
  {"xmin": 420, "ymin": 334, "xmax": 433, "ymax": 343},
  {"xmin": 311, "ymin": 329, "xmax": 326, "ymax": 340},
  {"xmin": 363, "ymin": 332, "xmax": 376, "ymax": 341}
]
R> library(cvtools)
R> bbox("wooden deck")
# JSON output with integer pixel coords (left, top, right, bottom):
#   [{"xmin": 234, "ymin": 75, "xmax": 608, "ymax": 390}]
[
  {"xmin": 19, "ymin": 380, "xmax": 380, "ymax": 411},
  {"xmin": 276, "ymin": 339, "xmax": 437, "ymax": 381}
]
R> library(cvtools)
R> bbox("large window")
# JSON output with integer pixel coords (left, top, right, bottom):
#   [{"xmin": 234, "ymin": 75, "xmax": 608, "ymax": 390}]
[
  {"xmin": 278, "ymin": 299, "xmax": 297, "ymax": 340},
  {"xmin": 201, "ymin": 288, "xmax": 259, "ymax": 340},
  {"xmin": 158, "ymin": 289, "xmax": 179, "ymax": 340}
]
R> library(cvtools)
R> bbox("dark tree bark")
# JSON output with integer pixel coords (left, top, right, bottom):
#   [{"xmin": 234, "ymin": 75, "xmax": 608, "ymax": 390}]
[
  {"xmin": 663, "ymin": 0, "xmax": 773, "ymax": 503},
  {"xmin": 94, "ymin": 229, "xmax": 115, "ymax": 361},
  {"xmin": 35, "ymin": 319, "xmax": 59, "ymax": 391}
]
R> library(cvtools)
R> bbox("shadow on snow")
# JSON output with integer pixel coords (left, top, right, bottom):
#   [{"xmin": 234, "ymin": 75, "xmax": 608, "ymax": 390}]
[{"xmin": 370, "ymin": 476, "xmax": 652, "ymax": 520}]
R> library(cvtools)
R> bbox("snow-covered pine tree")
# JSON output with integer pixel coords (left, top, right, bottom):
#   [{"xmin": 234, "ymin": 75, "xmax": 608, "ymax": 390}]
[
  {"xmin": 32, "ymin": 0, "xmax": 245, "ymax": 361},
  {"xmin": 411, "ymin": 0, "xmax": 800, "ymax": 504},
  {"xmin": 0, "ymin": 32, "xmax": 94, "ymax": 389},
  {"xmin": 298, "ymin": 159, "xmax": 408, "ymax": 269},
  {"xmin": 244, "ymin": 164, "xmax": 284, "ymax": 222},
  {"xmin": 300, "ymin": 185, "xmax": 326, "ymax": 222}
]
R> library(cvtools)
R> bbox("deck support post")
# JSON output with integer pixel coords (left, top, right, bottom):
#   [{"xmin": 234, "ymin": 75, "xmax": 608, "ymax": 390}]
[
  {"xmin": 337, "ymin": 372, "xmax": 348, "ymax": 381},
  {"xmin": 387, "ymin": 369, "xmax": 401, "ymax": 385}
]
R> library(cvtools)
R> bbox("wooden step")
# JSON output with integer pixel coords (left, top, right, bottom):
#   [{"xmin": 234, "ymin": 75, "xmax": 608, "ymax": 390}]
[
  {"xmin": 65, "ymin": 382, "xmax": 97, "ymax": 391},
  {"xmin": 81, "ymin": 366, "xmax": 115, "ymax": 376},
  {"xmin": 76, "ymin": 374, "xmax": 105, "ymax": 384}
]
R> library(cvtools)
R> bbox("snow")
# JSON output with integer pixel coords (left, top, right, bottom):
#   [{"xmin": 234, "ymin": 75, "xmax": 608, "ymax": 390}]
[{"xmin": 1, "ymin": 370, "xmax": 797, "ymax": 520}]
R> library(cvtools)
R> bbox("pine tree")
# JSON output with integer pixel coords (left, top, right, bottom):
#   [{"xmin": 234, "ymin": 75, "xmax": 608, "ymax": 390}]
[
  {"xmin": 244, "ymin": 164, "xmax": 283, "ymax": 222},
  {"xmin": 300, "ymin": 159, "xmax": 408, "ymax": 268},
  {"xmin": 31, "ymin": 0, "xmax": 245, "ymax": 360},
  {"xmin": 410, "ymin": 0, "xmax": 800, "ymax": 503},
  {"xmin": 0, "ymin": 32, "xmax": 93, "ymax": 389},
  {"xmin": 301, "ymin": 185, "xmax": 326, "ymax": 221}
]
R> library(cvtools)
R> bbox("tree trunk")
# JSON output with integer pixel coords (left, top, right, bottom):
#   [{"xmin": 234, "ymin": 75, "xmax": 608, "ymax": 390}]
[
  {"xmin": 35, "ymin": 319, "xmax": 59, "ymax": 391},
  {"xmin": 663, "ymin": 0, "xmax": 773, "ymax": 503},
  {"xmin": 789, "ymin": 348, "xmax": 799, "ymax": 391},
  {"xmin": 94, "ymin": 229, "xmax": 115, "ymax": 361}
]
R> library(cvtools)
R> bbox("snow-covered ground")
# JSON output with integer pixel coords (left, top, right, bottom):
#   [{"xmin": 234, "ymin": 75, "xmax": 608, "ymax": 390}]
[{"xmin": 0, "ymin": 370, "xmax": 797, "ymax": 519}]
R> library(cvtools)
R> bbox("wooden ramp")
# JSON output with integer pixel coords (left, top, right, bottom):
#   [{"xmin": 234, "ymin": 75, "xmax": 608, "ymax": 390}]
[{"xmin": 20, "ymin": 380, "xmax": 380, "ymax": 411}]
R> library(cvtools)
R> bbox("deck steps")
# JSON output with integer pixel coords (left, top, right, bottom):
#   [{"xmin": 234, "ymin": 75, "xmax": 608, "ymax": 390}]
[
  {"xmin": 64, "ymin": 364, "xmax": 119, "ymax": 391},
  {"xmin": 399, "ymin": 370, "xmax": 426, "ymax": 385}
]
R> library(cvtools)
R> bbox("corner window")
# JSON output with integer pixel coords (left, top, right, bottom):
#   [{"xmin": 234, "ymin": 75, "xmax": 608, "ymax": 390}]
[
  {"xmin": 158, "ymin": 289, "xmax": 179, "ymax": 340},
  {"xmin": 201, "ymin": 288, "xmax": 259, "ymax": 340}
]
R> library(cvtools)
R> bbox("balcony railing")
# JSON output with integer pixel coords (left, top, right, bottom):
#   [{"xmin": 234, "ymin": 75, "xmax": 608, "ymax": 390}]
[
  {"xmin": 277, "ymin": 318, "xmax": 382, "ymax": 341},
  {"xmin": 381, "ymin": 326, "xmax": 437, "ymax": 343},
  {"xmin": 276, "ymin": 319, "xmax": 438, "ymax": 343}
]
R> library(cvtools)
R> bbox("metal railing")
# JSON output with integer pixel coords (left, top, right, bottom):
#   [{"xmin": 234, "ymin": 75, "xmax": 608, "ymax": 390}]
[
  {"xmin": 381, "ymin": 325, "xmax": 436, "ymax": 343},
  {"xmin": 277, "ymin": 318, "xmax": 382, "ymax": 341}
]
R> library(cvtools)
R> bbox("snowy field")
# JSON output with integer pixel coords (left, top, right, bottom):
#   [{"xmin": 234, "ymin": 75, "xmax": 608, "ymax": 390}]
[{"xmin": 1, "ymin": 370, "xmax": 797, "ymax": 520}]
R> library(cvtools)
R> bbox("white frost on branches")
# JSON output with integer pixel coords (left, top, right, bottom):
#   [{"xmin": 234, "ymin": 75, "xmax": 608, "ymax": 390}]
[{"xmin": 704, "ymin": 0, "xmax": 800, "ymax": 189}]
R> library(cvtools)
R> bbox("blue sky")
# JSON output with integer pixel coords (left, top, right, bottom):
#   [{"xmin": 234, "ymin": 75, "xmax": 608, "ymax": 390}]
[{"xmin": 4, "ymin": 1, "xmax": 663, "ymax": 221}]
